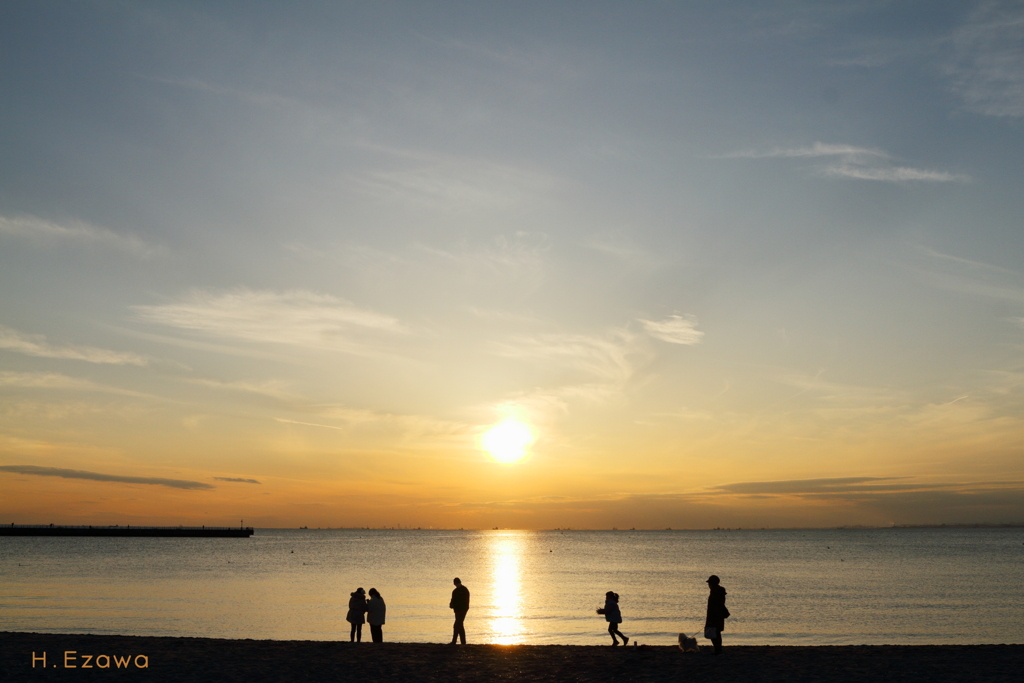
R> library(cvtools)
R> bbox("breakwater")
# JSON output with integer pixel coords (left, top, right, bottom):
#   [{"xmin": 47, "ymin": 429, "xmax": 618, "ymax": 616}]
[{"xmin": 0, "ymin": 524, "xmax": 253, "ymax": 538}]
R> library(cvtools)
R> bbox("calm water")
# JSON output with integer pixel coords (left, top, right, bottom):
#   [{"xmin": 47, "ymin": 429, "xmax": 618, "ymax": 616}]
[{"xmin": 1, "ymin": 528, "xmax": 1022, "ymax": 646}]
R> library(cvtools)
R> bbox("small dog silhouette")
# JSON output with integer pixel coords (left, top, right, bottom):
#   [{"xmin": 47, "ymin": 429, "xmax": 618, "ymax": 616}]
[{"xmin": 678, "ymin": 633, "xmax": 700, "ymax": 653}]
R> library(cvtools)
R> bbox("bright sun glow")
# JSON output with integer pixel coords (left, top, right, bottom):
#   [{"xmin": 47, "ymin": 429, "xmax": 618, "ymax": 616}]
[{"xmin": 481, "ymin": 420, "xmax": 535, "ymax": 464}]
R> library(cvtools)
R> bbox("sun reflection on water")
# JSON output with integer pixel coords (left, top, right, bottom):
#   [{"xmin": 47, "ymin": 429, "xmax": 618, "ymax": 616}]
[{"xmin": 487, "ymin": 531, "xmax": 526, "ymax": 645}]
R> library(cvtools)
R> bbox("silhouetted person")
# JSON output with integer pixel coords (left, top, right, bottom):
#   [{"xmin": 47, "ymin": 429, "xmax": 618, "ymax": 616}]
[
  {"xmin": 366, "ymin": 588, "xmax": 386, "ymax": 643},
  {"xmin": 704, "ymin": 575, "xmax": 730, "ymax": 654},
  {"xmin": 449, "ymin": 577, "xmax": 470, "ymax": 645},
  {"xmin": 347, "ymin": 587, "xmax": 367, "ymax": 642},
  {"xmin": 597, "ymin": 591, "xmax": 628, "ymax": 646}
]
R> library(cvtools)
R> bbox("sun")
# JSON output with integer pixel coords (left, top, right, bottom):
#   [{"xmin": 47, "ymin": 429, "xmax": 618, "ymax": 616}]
[{"xmin": 481, "ymin": 420, "xmax": 535, "ymax": 464}]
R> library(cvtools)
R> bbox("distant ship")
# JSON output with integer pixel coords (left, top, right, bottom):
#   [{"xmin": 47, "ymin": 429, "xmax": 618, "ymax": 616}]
[{"xmin": 1, "ymin": 524, "xmax": 254, "ymax": 538}]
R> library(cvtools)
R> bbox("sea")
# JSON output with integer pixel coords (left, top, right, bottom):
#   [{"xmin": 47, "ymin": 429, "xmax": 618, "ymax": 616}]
[{"xmin": 1, "ymin": 528, "xmax": 1022, "ymax": 646}]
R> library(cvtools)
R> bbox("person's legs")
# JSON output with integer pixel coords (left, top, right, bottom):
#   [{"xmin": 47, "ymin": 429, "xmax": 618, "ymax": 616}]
[
  {"xmin": 355, "ymin": 623, "xmax": 363, "ymax": 642},
  {"xmin": 451, "ymin": 610, "xmax": 467, "ymax": 644},
  {"xmin": 349, "ymin": 623, "xmax": 357, "ymax": 642},
  {"xmin": 607, "ymin": 622, "xmax": 620, "ymax": 645},
  {"xmin": 371, "ymin": 624, "xmax": 383, "ymax": 643},
  {"xmin": 711, "ymin": 635, "xmax": 722, "ymax": 654}
]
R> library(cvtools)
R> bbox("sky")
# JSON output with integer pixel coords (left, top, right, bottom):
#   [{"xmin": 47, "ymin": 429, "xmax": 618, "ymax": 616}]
[{"xmin": 2, "ymin": 0, "xmax": 1024, "ymax": 529}]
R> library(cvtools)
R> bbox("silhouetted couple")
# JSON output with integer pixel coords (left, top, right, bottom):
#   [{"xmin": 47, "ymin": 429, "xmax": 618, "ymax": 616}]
[
  {"xmin": 448, "ymin": 577, "xmax": 470, "ymax": 645},
  {"xmin": 346, "ymin": 587, "xmax": 387, "ymax": 642}
]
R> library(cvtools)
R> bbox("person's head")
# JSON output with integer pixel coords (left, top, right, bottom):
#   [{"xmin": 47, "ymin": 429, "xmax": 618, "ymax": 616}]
[
  {"xmin": 606, "ymin": 591, "xmax": 618, "ymax": 601},
  {"xmin": 706, "ymin": 575, "xmax": 720, "ymax": 586},
  {"xmin": 453, "ymin": 577, "xmax": 462, "ymax": 586},
  {"xmin": 368, "ymin": 588, "xmax": 380, "ymax": 598},
  {"xmin": 353, "ymin": 587, "xmax": 365, "ymax": 596}
]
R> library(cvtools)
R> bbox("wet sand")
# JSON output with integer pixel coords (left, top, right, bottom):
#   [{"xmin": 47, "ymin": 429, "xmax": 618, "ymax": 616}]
[{"xmin": 3, "ymin": 632, "xmax": 1022, "ymax": 682}]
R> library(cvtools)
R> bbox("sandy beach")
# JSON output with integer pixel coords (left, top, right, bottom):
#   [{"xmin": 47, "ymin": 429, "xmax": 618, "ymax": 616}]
[{"xmin": 3, "ymin": 632, "xmax": 1022, "ymax": 682}]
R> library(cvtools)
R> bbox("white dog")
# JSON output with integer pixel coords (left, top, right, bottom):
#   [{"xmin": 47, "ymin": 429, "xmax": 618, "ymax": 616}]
[{"xmin": 678, "ymin": 632, "xmax": 701, "ymax": 653}]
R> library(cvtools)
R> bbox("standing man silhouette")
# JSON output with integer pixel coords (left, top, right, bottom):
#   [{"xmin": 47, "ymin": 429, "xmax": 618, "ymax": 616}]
[{"xmin": 449, "ymin": 577, "xmax": 470, "ymax": 645}]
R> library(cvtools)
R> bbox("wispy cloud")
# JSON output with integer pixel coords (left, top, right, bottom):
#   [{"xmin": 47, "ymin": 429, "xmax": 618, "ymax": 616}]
[
  {"xmin": 405, "ymin": 479, "xmax": 1024, "ymax": 527},
  {"xmin": 0, "ymin": 371, "xmax": 112, "ymax": 392},
  {"xmin": 487, "ymin": 317, "xmax": 698, "ymax": 418},
  {"xmin": 822, "ymin": 165, "xmax": 970, "ymax": 183},
  {"xmin": 0, "ymin": 465, "xmax": 214, "ymax": 490},
  {"xmin": 712, "ymin": 477, "xmax": 906, "ymax": 495},
  {"xmin": 0, "ymin": 372, "xmax": 155, "ymax": 402},
  {"xmin": 719, "ymin": 142, "xmax": 969, "ymax": 183},
  {"xmin": 187, "ymin": 378, "xmax": 298, "ymax": 401},
  {"xmin": 486, "ymin": 382, "xmax": 620, "ymax": 428},
  {"xmin": 144, "ymin": 74, "xmax": 311, "ymax": 112},
  {"xmin": 492, "ymin": 329, "xmax": 638, "ymax": 384},
  {"xmin": 417, "ymin": 232, "xmax": 550, "ymax": 286},
  {"xmin": 0, "ymin": 326, "xmax": 147, "ymax": 366},
  {"xmin": 906, "ymin": 246, "xmax": 1024, "ymax": 303},
  {"xmin": 703, "ymin": 476, "xmax": 1024, "ymax": 523},
  {"xmin": 946, "ymin": 1, "xmax": 1024, "ymax": 117},
  {"xmin": 718, "ymin": 142, "xmax": 889, "ymax": 160},
  {"xmin": 348, "ymin": 153, "xmax": 557, "ymax": 211},
  {"xmin": 132, "ymin": 289, "xmax": 407, "ymax": 353},
  {"xmin": 273, "ymin": 409, "xmax": 475, "ymax": 455},
  {"xmin": 275, "ymin": 417, "xmax": 350, "ymax": 431},
  {"xmin": 213, "ymin": 477, "xmax": 261, "ymax": 484},
  {"xmin": 638, "ymin": 315, "xmax": 703, "ymax": 345},
  {"xmin": 0, "ymin": 214, "xmax": 158, "ymax": 256}
]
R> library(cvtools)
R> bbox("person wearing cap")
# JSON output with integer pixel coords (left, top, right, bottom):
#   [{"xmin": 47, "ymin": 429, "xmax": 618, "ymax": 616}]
[
  {"xmin": 448, "ymin": 577, "xmax": 470, "ymax": 645},
  {"xmin": 704, "ymin": 575, "xmax": 730, "ymax": 654}
]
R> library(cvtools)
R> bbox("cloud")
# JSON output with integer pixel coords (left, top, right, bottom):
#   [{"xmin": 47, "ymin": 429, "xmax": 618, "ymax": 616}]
[
  {"xmin": 773, "ymin": 371, "xmax": 907, "ymax": 404},
  {"xmin": 399, "ymin": 480, "xmax": 1024, "ymax": 528},
  {"xmin": 821, "ymin": 165, "xmax": 970, "ymax": 183},
  {"xmin": 0, "ymin": 465, "xmax": 214, "ymax": 490},
  {"xmin": 638, "ymin": 315, "xmax": 703, "ymax": 345},
  {"xmin": 487, "ymin": 319, "xmax": 696, "ymax": 418},
  {"xmin": 719, "ymin": 142, "xmax": 969, "ymax": 183},
  {"xmin": 416, "ymin": 232, "xmax": 550, "ymax": 288},
  {"xmin": 712, "ymin": 477, "xmax": 906, "ymax": 495},
  {"xmin": 905, "ymin": 246, "xmax": 1024, "ymax": 303},
  {"xmin": 695, "ymin": 476, "xmax": 1024, "ymax": 525},
  {"xmin": 275, "ymin": 417, "xmax": 349, "ymax": 431},
  {"xmin": 132, "ymin": 289, "xmax": 407, "ymax": 353},
  {"xmin": 275, "ymin": 407, "xmax": 472, "ymax": 443},
  {"xmin": 491, "ymin": 329, "xmax": 638, "ymax": 384},
  {"xmin": 946, "ymin": 1, "xmax": 1024, "ymax": 117},
  {"xmin": 584, "ymin": 234, "xmax": 666, "ymax": 269},
  {"xmin": 485, "ymin": 382, "xmax": 620, "ymax": 427},
  {"xmin": 187, "ymin": 378, "xmax": 298, "ymax": 401},
  {"xmin": 347, "ymin": 151, "xmax": 557, "ymax": 211},
  {"xmin": 0, "ymin": 214, "xmax": 158, "ymax": 256},
  {"xmin": 213, "ymin": 477, "xmax": 261, "ymax": 484},
  {"xmin": 0, "ymin": 371, "xmax": 110, "ymax": 391},
  {"xmin": 0, "ymin": 326, "xmax": 148, "ymax": 365},
  {"xmin": 0, "ymin": 372, "xmax": 156, "ymax": 402},
  {"xmin": 718, "ymin": 142, "xmax": 889, "ymax": 160}
]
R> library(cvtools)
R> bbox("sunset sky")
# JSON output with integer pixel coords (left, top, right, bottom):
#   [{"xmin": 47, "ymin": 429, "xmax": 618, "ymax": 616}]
[{"xmin": 2, "ymin": 1, "xmax": 1023, "ymax": 529}]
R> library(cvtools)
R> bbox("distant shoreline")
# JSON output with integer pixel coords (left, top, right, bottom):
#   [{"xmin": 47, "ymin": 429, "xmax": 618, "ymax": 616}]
[
  {"xmin": 7, "ymin": 523, "xmax": 1022, "ymax": 532},
  {"xmin": 3, "ymin": 632, "xmax": 1022, "ymax": 682}
]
